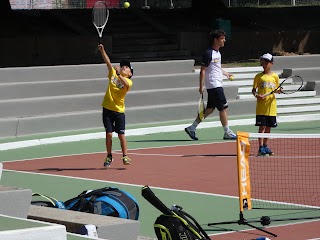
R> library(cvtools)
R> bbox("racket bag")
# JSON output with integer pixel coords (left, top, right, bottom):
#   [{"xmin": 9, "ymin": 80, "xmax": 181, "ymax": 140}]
[
  {"xmin": 154, "ymin": 205, "xmax": 210, "ymax": 240},
  {"xmin": 64, "ymin": 187, "xmax": 139, "ymax": 220},
  {"xmin": 31, "ymin": 192, "xmax": 66, "ymax": 209}
]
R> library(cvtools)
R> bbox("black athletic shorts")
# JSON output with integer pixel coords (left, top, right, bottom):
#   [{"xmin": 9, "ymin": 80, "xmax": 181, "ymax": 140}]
[
  {"xmin": 207, "ymin": 87, "xmax": 228, "ymax": 111},
  {"xmin": 102, "ymin": 108, "xmax": 126, "ymax": 134},
  {"xmin": 255, "ymin": 115, "xmax": 278, "ymax": 128}
]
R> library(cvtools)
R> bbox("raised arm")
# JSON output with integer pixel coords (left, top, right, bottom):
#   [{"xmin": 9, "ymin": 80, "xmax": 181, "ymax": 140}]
[{"xmin": 98, "ymin": 44, "xmax": 113, "ymax": 73}]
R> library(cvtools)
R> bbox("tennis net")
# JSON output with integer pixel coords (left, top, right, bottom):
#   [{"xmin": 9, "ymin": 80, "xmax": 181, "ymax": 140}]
[{"xmin": 237, "ymin": 131, "xmax": 320, "ymax": 212}]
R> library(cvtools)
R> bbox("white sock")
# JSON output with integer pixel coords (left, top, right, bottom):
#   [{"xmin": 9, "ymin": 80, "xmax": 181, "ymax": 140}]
[
  {"xmin": 223, "ymin": 125, "xmax": 230, "ymax": 133},
  {"xmin": 190, "ymin": 121, "xmax": 199, "ymax": 130}
]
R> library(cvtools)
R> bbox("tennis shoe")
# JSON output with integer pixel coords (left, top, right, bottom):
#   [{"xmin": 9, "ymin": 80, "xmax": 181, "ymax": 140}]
[
  {"xmin": 258, "ymin": 147, "xmax": 269, "ymax": 157},
  {"xmin": 263, "ymin": 145, "xmax": 274, "ymax": 156},
  {"xmin": 184, "ymin": 127, "xmax": 198, "ymax": 140},
  {"xmin": 223, "ymin": 130, "xmax": 236, "ymax": 140},
  {"xmin": 104, "ymin": 156, "xmax": 113, "ymax": 168},
  {"xmin": 122, "ymin": 156, "xmax": 131, "ymax": 165}
]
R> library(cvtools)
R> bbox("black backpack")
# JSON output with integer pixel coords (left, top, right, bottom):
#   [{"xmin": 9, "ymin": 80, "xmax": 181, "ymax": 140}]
[
  {"xmin": 64, "ymin": 187, "xmax": 139, "ymax": 220},
  {"xmin": 142, "ymin": 186, "xmax": 210, "ymax": 240}
]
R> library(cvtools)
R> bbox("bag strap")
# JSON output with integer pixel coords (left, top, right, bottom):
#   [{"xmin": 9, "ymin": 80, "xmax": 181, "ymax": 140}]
[
  {"xmin": 175, "ymin": 209, "xmax": 210, "ymax": 239},
  {"xmin": 32, "ymin": 193, "xmax": 65, "ymax": 209}
]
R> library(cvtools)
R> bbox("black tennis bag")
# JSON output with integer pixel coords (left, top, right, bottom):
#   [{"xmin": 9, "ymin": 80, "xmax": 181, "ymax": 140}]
[
  {"xmin": 154, "ymin": 205, "xmax": 210, "ymax": 240},
  {"xmin": 64, "ymin": 187, "xmax": 139, "ymax": 220},
  {"xmin": 142, "ymin": 186, "xmax": 210, "ymax": 240}
]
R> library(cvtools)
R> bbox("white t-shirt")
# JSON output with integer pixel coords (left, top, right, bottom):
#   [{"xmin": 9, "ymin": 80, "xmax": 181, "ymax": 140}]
[{"xmin": 201, "ymin": 48, "xmax": 223, "ymax": 89}]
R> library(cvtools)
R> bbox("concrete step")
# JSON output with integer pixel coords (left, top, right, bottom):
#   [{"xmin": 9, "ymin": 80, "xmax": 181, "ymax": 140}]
[
  {"xmin": 0, "ymin": 98, "xmax": 255, "ymax": 138},
  {"xmin": 277, "ymin": 97, "xmax": 320, "ymax": 106},
  {"xmin": 0, "ymin": 73, "xmax": 200, "ymax": 100},
  {"xmin": 0, "ymin": 215, "xmax": 67, "ymax": 240},
  {"xmin": 237, "ymin": 91, "xmax": 316, "ymax": 100},
  {"xmin": 0, "ymin": 60, "xmax": 195, "ymax": 83},
  {"xmin": 273, "ymin": 55, "xmax": 320, "ymax": 71},
  {"xmin": 0, "ymin": 85, "xmax": 238, "ymax": 118},
  {"xmin": 278, "ymin": 104, "xmax": 320, "ymax": 114},
  {"xmin": 28, "ymin": 205, "xmax": 139, "ymax": 240},
  {"xmin": 0, "ymin": 186, "xmax": 32, "ymax": 218},
  {"xmin": 110, "ymin": 50, "xmax": 192, "ymax": 62}
]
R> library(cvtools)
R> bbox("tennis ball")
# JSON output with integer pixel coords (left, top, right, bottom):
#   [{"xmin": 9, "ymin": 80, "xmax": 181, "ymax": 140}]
[
  {"xmin": 229, "ymin": 76, "xmax": 235, "ymax": 81},
  {"xmin": 124, "ymin": 1, "xmax": 130, "ymax": 8}
]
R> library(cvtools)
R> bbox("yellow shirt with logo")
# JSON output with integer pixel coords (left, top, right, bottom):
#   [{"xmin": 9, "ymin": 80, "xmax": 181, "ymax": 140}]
[
  {"xmin": 101, "ymin": 68, "xmax": 132, "ymax": 113},
  {"xmin": 253, "ymin": 72, "xmax": 279, "ymax": 116}
]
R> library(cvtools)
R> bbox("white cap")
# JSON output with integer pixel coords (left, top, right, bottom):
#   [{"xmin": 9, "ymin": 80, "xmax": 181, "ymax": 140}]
[{"xmin": 260, "ymin": 53, "xmax": 273, "ymax": 62}]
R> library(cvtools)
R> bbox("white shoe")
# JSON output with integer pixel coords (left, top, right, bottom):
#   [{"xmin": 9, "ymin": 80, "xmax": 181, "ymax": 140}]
[{"xmin": 223, "ymin": 130, "xmax": 236, "ymax": 140}]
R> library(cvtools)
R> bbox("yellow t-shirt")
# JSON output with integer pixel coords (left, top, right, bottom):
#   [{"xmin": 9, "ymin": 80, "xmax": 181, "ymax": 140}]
[
  {"xmin": 101, "ymin": 68, "xmax": 132, "ymax": 113},
  {"xmin": 253, "ymin": 72, "xmax": 279, "ymax": 116}
]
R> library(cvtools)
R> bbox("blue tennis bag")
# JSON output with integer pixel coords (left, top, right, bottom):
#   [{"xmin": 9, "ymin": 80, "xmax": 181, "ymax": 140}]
[{"xmin": 64, "ymin": 187, "xmax": 139, "ymax": 220}]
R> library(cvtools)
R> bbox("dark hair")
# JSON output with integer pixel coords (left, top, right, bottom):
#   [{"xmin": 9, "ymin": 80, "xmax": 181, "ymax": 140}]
[{"xmin": 210, "ymin": 29, "xmax": 226, "ymax": 41}]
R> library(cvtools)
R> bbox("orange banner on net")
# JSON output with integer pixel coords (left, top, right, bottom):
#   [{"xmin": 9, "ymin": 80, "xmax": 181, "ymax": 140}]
[{"xmin": 237, "ymin": 132, "xmax": 252, "ymax": 211}]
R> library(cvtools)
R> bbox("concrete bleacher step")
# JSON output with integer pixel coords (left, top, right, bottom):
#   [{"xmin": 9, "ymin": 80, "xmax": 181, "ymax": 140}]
[
  {"xmin": 237, "ymin": 91, "xmax": 316, "ymax": 100},
  {"xmin": 0, "ymin": 186, "xmax": 32, "ymax": 218},
  {"xmin": 0, "ymin": 97, "xmax": 254, "ymax": 138},
  {"xmin": 0, "ymin": 60, "xmax": 195, "ymax": 83},
  {"xmin": 0, "ymin": 73, "xmax": 199, "ymax": 100},
  {"xmin": 28, "ymin": 205, "xmax": 139, "ymax": 240},
  {"xmin": 278, "ymin": 104, "xmax": 320, "ymax": 114},
  {"xmin": 0, "ymin": 215, "xmax": 67, "ymax": 240}
]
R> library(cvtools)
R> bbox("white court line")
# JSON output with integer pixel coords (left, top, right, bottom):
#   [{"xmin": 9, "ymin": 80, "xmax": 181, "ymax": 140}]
[
  {"xmin": 1, "ymin": 113, "xmax": 320, "ymax": 151},
  {"xmin": 2, "ymin": 169, "xmax": 239, "ymax": 200}
]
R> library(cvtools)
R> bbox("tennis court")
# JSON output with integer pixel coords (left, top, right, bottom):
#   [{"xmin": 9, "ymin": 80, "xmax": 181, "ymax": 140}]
[{"xmin": 1, "ymin": 119, "xmax": 320, "ymax": 239}]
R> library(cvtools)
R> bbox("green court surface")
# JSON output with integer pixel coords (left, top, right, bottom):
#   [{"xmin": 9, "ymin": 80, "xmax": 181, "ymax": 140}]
[{"xmin": 1, "ymin": 119, "xmax": 320, "ymax": 238}]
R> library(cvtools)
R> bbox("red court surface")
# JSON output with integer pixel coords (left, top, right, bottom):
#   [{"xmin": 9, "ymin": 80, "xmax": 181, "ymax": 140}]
[{"xmin": 4, "ymin": 142, "xmax": 320, "ymax": 239}]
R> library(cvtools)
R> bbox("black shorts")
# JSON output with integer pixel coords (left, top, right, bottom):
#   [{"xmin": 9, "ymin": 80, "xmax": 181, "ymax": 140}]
[
  {"xmin": 102, "ymin": 108, "xmax": 126, "ymax": 134},
  {"xmin": 255, "ymin": 115, "xmax": 278, "ymax": 128},
  {"xmin": 207, "ymin": 87, "xmax": 228, "ymax": 111}
]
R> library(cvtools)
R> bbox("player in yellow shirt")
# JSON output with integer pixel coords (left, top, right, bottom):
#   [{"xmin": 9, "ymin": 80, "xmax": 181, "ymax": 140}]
[
  {"xmin": 98, "ymin": 44, "xmax": 133, "ymax": 167},
  {"xmin": 252, "ymin": 53, "xmax": 280, "ymax": 156}
]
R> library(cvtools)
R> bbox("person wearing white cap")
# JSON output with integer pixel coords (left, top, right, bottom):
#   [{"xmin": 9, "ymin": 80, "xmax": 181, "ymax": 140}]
[
  {"xmin": 98, "ymin": 44, "xmax": 133, "ymax": 168},
  {"xmin": 185, "ymin": 29, "xmax": 236, "ymax": 141},
  {"xmin": 252, "ymin": 53, "xmax": 280, "ymax": 156}
]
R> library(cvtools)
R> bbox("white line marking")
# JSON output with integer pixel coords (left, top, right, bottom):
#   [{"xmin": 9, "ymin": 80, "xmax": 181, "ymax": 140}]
[
  {"xmin": 1, "ymin": 113, "xmax": 320, "ymax": 151},
  {"xmin": 3, "ymin": 169, "xmax": 239, "ymax": 199}
]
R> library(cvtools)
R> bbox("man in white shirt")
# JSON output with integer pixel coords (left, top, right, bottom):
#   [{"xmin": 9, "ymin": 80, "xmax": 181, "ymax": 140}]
[{"xmin": 185, "ymin": 29, "xmax": 236, "ymax": 140}]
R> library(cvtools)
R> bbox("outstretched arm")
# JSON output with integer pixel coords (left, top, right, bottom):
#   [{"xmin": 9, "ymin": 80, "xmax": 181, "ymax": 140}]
[{"xmin": 98, "ymin": 44, "xmax": 113, "ymax": 73}]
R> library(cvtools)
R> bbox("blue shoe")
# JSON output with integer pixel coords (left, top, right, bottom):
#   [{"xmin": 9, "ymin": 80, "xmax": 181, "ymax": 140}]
[
  {"xmin": 185, "ymin": 127, "xmax": 198, "ymax": 140},
  {"xmin": 104, "ymin": 156, "xmax": 113, "ymax": 168},
  {"xmin": 258, "ymin": 147, "xmax": 269, "ymax": 157},
  {"xmin": 263, "ymin": 145, "xmax": 274, "ymax": 156},
  {"xmin": 223, "ymin": 130, "xmax": 236, "ymax": 140}
]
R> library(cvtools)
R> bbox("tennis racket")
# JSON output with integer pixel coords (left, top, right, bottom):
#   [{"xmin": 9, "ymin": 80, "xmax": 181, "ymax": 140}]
[
  {"xmin": 92, "ymin": 1, "xmax": 109, "ymax": 44},
  {"xmin": 261, "ymin": 75, "xmax": 303, "ymax": 98},
  {"xmin": 141, "ymin": 186, "xmax": 172, "ymax": 215},
  {"xmin": 198, "ymin": 93, "xmax": 205, "ymax": 121}
]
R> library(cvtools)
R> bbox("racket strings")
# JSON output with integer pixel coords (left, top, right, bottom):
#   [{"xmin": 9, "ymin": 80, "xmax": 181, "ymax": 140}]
[
  {"xmin": 93, "ymin": 2, "xmax": 108, "ymax": 27},
  {"xmin": 281, "ymin": 76, "xmax": 303, "ymax": 94}
]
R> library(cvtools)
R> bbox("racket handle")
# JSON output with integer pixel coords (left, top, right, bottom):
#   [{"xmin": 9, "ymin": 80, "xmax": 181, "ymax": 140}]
[{"xmin": 141, "ymin": 186, "xmax": 172, "ymax": 215}]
